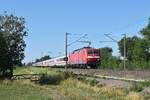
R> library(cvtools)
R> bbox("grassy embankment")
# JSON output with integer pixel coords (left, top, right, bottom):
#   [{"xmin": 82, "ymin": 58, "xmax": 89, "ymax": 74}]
[{"xmin": 0, "ymin": 67, "xmax": 149, "ymax": 100}]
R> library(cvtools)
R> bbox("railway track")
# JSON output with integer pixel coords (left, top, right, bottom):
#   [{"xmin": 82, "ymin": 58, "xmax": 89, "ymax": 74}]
[{"xmin": 53, "ymin": 68, "xmax": 150, "ymax": 81}]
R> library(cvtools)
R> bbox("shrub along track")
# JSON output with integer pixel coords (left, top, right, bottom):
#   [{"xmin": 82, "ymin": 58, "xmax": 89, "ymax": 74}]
[{"xmin": 52, "ymin": 68, "xmax": 150, "ymax": 88}]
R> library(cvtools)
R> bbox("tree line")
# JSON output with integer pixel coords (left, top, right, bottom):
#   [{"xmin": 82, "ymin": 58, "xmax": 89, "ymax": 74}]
[
  {"xmin": 100, "ymin": 18, "xmax": 150, "ymax": 69},
  {"xmin": 27, "ymin": 55, "xmax": 51, "ymax": 66}
]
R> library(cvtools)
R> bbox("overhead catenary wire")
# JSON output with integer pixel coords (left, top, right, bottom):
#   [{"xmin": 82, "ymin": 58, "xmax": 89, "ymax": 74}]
[{"xmin": 67, "ymin": 34, "xmax": 88, "ymax": 47}]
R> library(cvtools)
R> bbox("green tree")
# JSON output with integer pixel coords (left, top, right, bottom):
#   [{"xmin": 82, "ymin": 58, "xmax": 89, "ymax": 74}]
[
  {"xmin": 35, "ymin": 55, "xmax": 51, "ymax": 63},
  {"xmin": 118, "ymin": 35, "xmax": 150, "ymax": 69},
  {"xmin": 132, "ymin": 39, "xmax": 149, "ymax": 61},
  {"xmin": 118, "ymin": 36, "xmax": 140, "ymax": 61},
  {"xmin": 0, "ymin": 13, "xmax": 28, "ymax": 77},
  {"xmin": 140, "ymin": 17, "xmax": 150, "ymax": 64},
  {"xmin": 140, "ymin": 18, "xmax": 150, "ymax": 40},
  {"xmin": 100, "ymin": 47, "xmax": 112, "ymax": 68},
  {"xmin": 99, "ymin": 47, "xmax": 120, "ymax": 69},
  {"xmin": 0, "ymin": 32, "xmax": 10, "ymax": 77}
]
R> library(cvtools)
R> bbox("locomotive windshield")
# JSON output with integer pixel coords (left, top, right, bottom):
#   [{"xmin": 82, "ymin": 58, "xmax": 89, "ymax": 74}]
[{"xmin": 88, "ymin": 50, "xmax": 99, "ymax": 54}]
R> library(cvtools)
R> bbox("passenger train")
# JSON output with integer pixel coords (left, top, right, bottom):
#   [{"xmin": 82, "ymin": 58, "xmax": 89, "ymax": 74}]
[{"xmin": 32, "ymin": 47, "xmax": 101, "ymax": 68}]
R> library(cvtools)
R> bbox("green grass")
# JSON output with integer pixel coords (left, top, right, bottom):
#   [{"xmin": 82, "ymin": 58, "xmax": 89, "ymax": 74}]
[
  {"xmin": 0, "ymin": 80, "xmax": 53, "ymax": 100},
  {"xmin": 0, "ymin": 67, "xmax": 149, "ymax": 100},
  {"xmin": 0, "ymin": 79, "xmax": 126, "ymax": 100},
  {"xmin": 14, "ymin": 67, "xmax": 58, "ymax": 75}
]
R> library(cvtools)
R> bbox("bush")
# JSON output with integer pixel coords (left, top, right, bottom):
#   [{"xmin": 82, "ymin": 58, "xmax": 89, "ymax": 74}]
[
  {"xmin": 130, "ymin": 83, "xmax": 144, "ymax": 92},
  {"xmin": 88, "ymin": 79, "xmax": 99, "ymax": 86},
  {"xmin": 38, "ymin": 73, "xmax": 60, "ymax": 85},
  {"xmin": 77, "ymin": 76, "xmax": 98, "ymax": 86},
  {"xmin": 38, "ymin": 71, "xmax": 74, "ymax": 85}
]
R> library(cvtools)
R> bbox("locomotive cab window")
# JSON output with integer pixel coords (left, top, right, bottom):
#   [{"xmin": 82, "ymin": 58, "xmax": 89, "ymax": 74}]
[{"xmin": 88, "ymin": 50, "xmax": 99, "ymax": 54}]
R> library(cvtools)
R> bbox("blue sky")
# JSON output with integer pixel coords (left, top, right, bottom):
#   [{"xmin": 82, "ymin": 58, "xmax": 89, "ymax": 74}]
[{"xmin": 0, "ymin": 0, "xmax": 150, "ymax": 63}]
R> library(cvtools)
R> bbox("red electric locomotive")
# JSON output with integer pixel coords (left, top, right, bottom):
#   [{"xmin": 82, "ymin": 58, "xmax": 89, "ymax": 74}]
[{"xmin": 68, "ymin": 47, "xmax": 100, "ymax": 68}]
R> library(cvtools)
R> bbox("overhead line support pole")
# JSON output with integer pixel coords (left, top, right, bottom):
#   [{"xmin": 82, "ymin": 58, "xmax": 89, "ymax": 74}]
[
  {"xmin": 123, "ymin": 34, "xmax": 126, "ymax": 70},
  {"xmin": 65, "ymin": 32, "xmax": 68, "ymax": 71}
]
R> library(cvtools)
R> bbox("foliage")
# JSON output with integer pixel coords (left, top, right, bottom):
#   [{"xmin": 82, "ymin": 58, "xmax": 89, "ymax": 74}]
[
  {"xmin": 38, "ymin": 71, "xmax": 73, "ymax": 85},
  {"xmin": 130, "ymin": 83, "xmax": 144, "ymax": 92},
  {"xmin": 26, "ymin": 62, "xmax": 33, "ymax": 66},
  {"xmin": 99, "ymin": 18, "xmax": 150, "ymax": 69},
  {"xmin": 77, "ymin": 76, "xmax": 99, "ymax": 86},
  {"xmin": 118, "ymin": 36, "xmax": 140, "ymax": 61},
  {"xmin": 99, "ymin": 47, "xmax": 112, "ymax": 68},
  {"xmin": 140, "ymin": 18, "xmax": 150, "ymax": 62},
  {"xmin": 0, "ymin": 13, "xmax": 28, "ymax": 77},
  {"xmin": 0, "ymin": 32, "xmax": 11, "ymax": 77},
  {"xmin": 118, "ymin": 36, "xmax": 150, "ymax": 69},
  {"xmin": 99, "ymin": 47, "xmax": 120, "ymax": 69},
  {"xmin": 38, "ymin": 73, "xmax": 61, "ymax": 85},
  {"xmin": 35, "ymin": 55, "xmax": 51, "ymax": 63},
  {"xmin": 140, "ymin": 18, "xmax": 150, "ymax": 40}
]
